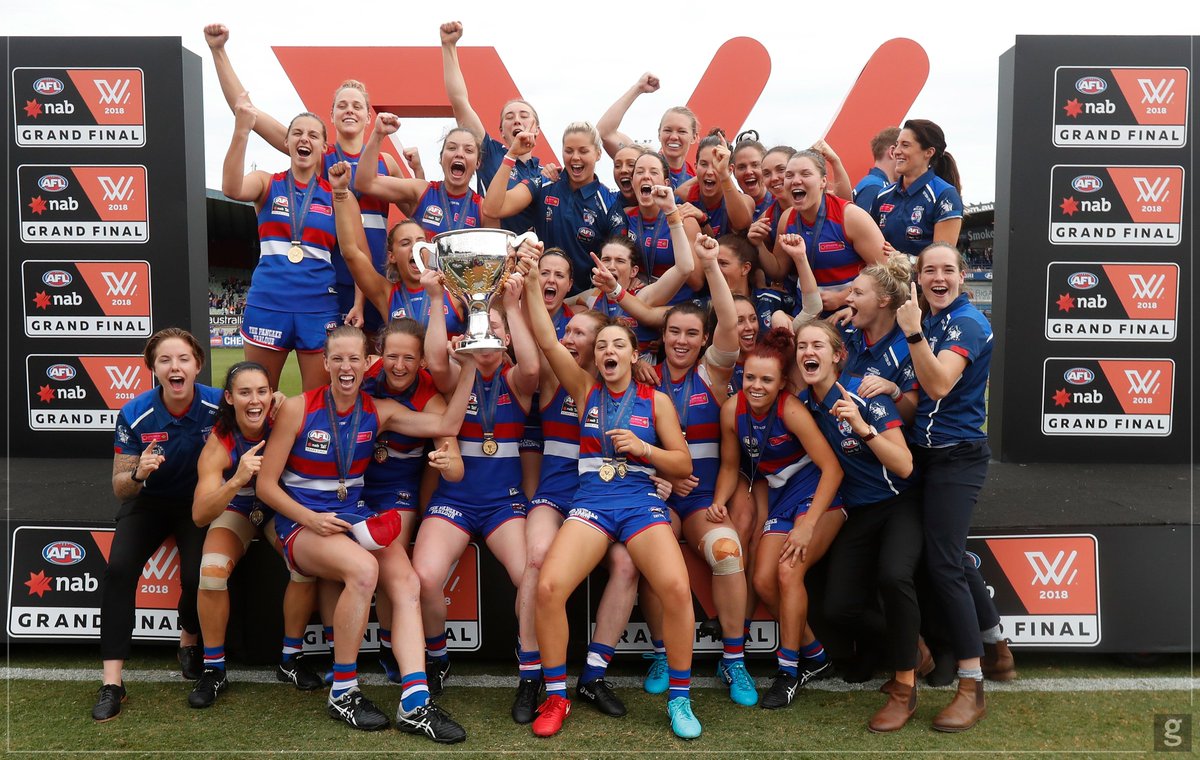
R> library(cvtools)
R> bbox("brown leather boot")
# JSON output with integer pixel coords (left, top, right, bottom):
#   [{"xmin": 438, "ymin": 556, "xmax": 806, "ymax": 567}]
[
  {"xmin": 932, "ymin": 677, "xmax": 986, "ymax": 732},
  {"xmin": 916, "ymin": 638, "xmax": 935, "ymax": 678},
  {"xmin": 869, "ymin": 680, "xmax": 917, "ymax": 733},
  {"xmin": 982, "ymin": 639, "xmax": 1016, "ymax": 681},
  {"xmin": 878, "ymin": 677, "xmax": 898, "ymax": 695}
]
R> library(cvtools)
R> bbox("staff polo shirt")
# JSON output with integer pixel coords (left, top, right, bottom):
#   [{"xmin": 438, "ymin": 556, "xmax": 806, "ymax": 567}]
[
  {"xmin": 842, "ymin": 323, "xmax": 918, "ymax": 393},
  {"xmin": 479, "ymin": 134, "xmax": 543, "ymax": 235},
  {"xmin": 910, "ymin": 294, "xmax": 992, "ymax": 447},
  {"xmin": 113, "ymin": 385, "xmax": 222, "ymax": 502},
  {"xmin": 524, "ymin": 175, "xmax": 623, "ymax": 294},
  {"xmin": 852, "ymin": 166, "xmax": 890, "ymax": 212},
  {"xmin": 870, "ymin": 169, "xmax": 963, "ymax": 256}
]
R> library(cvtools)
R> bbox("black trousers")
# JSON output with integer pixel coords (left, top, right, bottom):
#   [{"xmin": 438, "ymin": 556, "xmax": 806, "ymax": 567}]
[
  {"xmin": 824, "ymin": 488, "xmax": 923, "ymax": 670},
  {"xmin": 914, "ymin": 440, "xmax": 996, "ymax": 661},
  {"xmin": 99, "ymin": 495, "xmax": 204, "ymax": 660}
]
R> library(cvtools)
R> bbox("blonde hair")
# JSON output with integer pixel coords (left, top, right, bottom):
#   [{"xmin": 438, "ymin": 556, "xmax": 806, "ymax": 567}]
[
  {"xmin": 659, "ymin": 106, "xmax": 699, "ymax": 137},
  {"xmin": 562, "ymin": 121, "xmax": 602, "ymax": 153},
  {"xmin": 858, "ymin": 254, "xmax": 913, "ymax": 312},
  {"xmin": 332, "ymin": 79, "xmax": 370, "ymax": 111}
]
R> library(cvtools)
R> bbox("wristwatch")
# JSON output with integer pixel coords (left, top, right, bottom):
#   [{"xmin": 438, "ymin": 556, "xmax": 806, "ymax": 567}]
[
  {"xmin": 130, "ymin": 468, "xmax": 146, "ymax": 483},
  {"xmin": 905, "ymin": 332, "xmax": 923, "ymax": 344},
  {"xmin": 860, "ymin": 426, "xmax": 878, "ymax": 442}
]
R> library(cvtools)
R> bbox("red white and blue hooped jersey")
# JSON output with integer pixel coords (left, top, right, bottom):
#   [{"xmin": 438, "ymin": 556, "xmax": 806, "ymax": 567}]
[
  {"xmin": 361, "ymin": 364, "xmax": 439, "ymax": 509},
  {"xmin": 531, "ymin": 383, "xmax": 582, "ymax": 509},
  {"xmin": 684, "ymin": 184, "xmax": 731, "ymax": 237},
  {"xmin": 870, "ymin": 169, "xmax": 963, "ymax": 256},
  {"xmin": 246, "ymin": 172, "xmax": 339, "ymax": 314},
  {"xmin": 783, "ymin": 194, "xmax": 866, "ymax": 293},
  {"xmin": 757, "ymin": 199, "xmax": 785, "ymax": 253},
  {"xmin": 752, "ymin": 192, "xmax": 774, "ymax": 220},
  {"xmin": 113, "ymin": 386, "xmax": 222, "ymax": 502},
  {"xmin": 215, "ymin": 425, "xmax": 269, "ymax": 516},
  {"xmin": 842, "ymin": 323, "xmax": 918, "ymax": 394},
  {"xmin": 657, "ymin": 364, "xmax": 721, "ymax": 512},
  {"xmin": 388, "ymin": 282, "xmax": 466, "ymax": 336},
  {"xmin": 323, "ymin": 146, "xmax": 389, "ymax": 285},
  {"xmin": 800, "ymin": 374, "xmax": 912, "ymax": 507},
  {"xmin": 413, "ymin": 181, "xmax": 483, "ymax": 240},
  {"xmin": 668, "ymin": 160, "xmax": 696, "ymax": 190},
  {"xmin": 735, "ymin": 392, "xmax": 818, "ymax": 511},
  {"xmin": 623, "ymin": 208, "xmax": 696, "ymax": 305},
  {"xmin": 911, "ymin": 294, "xmax": 992, "ymax": 448},
  {"xmin": 281, "ymin": 388, "xmax": 379, "ymax": 511},
  {"xmin": 430, "ymin": 366, "xmax": 528, "ymax": 508},
  {"xmin": 573, "ymin": 382, "xmax": 664, "ymax": 508}
]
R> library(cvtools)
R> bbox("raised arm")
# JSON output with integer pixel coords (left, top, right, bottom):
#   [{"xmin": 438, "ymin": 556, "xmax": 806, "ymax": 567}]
[
  {"xmin": 354, "ymin": 114, "xmax": 427, "ymax": 205},
  {"xmin": 519, "ymin": 243, "xmax": 593, "ymax": 404},
  {"xmin": 379, "ymin": 353, "xmax": 477, "ymax": 438},
  {"xmin": 596, "ymin": 72, "xmax": 659, "ymax": 158},
  {"xmin": 203, "ymin": 23, "xmax": 287, "ymax": 153},
  {"xmin": 714, "ymin": 144, "xmax": 754, "ymax": 232},
  {"xmin": 777, "ymin": 231, "xmax": 824, "ymax": 316},
  {"xmin": 896, "ymin": 282, "xmax": 970, "ymax": 400},
  {"xmin": 812, "ymin": 139, "xmax": 852, "ymax": 201},
  {"xmin": 329, "ymin": 161, "xmax": 391, "ymax": 316},
  {"xmin": 193, "ymin": 436, "xmax": 266, "ymax": 527},
  {"xmin": 420, "ymin": 267, "xmax": 457, "ymax": 394},
  {"xmin": 221, "ymin": 93, "xmax": 270, "ymax": 204},
  {"xmin": 439, "ymin": 21, "xmax": 488, "ymax": 142},
  {"xmin": 481, "ymin": 131, "xmax": 537, "ymax": 219},
  {"xmin": 501, "ymin": 271, "xmax": 541, "ymax": 400}
]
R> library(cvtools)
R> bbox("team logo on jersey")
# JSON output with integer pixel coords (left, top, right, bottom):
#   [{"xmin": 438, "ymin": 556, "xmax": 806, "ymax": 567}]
[
  {"xmin": 742, "ymin": 435, "xmax": 759, "ymax": 458},
  {"xmin": 466, "ymin": 393, "xmax": 478, "ymax": 416},
  {"xmin": 560, "ymin": 396, "xmax": 578, "ymax": 416},
  {"xmin": 840, "ymin": 438, "xmax": 861, "ymax": 454},
  {"xmin": 584, "ymin": 406, "xmax": 599, "ymax": 428},
  {"xmin": 582, "ymin": 209, "xmax": 596, "ymax": 225},
  {"xmin": 837, "ymin": 419, "xmax": 853, "ymax": 436},
  {"xmin": 577, "ymin": 226, "xmax": 595, "ymax": 241},
  {"xmin": 271, "ymin": 196, "xmax": 289, "ymax": 215},
  {"xmin": 1053, "ymin": 66, "xmax": 1188, "ymax": 148},
  {"xmin": 946, "ymin": 325, "xmax": 963, "ymax": 342},
  {"xmin": 305, "ymin": 429, "xmax": 330, "ymax": 454},
  {"xmin": 869, "ymin": 402, "xmax": 887, "ymax": 421},
  {"xmin": 545, "ymin": 206, "xmax": 554, "ymax": 222},
  {"xmin": 422, "ymin": 204, "xmax": 444, "ymax": 226},
  {"xmin": 905, "ymin": 225, "xmax": 923, "ymax": 240},
  {"xmin": 910, "ymin": 206, "xmax": 923, "ymax": 223}
]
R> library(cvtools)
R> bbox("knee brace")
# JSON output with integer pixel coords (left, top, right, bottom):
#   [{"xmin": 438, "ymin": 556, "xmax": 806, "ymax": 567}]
[
  {"xmin": 699, "ymin": 527, "xmax": 744, "ymax": 576},
  {"xmin": 198, "ymin": 553, "xmax": 234, "ymax": 591}
]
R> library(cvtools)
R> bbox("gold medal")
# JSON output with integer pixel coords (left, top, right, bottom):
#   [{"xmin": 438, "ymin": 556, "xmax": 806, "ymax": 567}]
[
  {"xmin": 481, "ymin": 436, "xmax": 499, "ymax": 456},
  {"xmin": 598, "ymin": 463, "xmax": 616, "ymax": 482},
  {"xmin": 616, "ymin": 462, "xmax": 628, "ymax": 479},
  {"xmin": 249, "ymin": 507, "xmax": 265, "ymax": 527},
  {"xmin": 287, "ymin": 244, "xmax": 304, "ymax": 263},
  {"xmin": 336, "ymin": 482, "xmax": 348, "ymax": 502},
  {"xmin": 374, "ymin": 443, "xmax": 389, "ymax": 464}
]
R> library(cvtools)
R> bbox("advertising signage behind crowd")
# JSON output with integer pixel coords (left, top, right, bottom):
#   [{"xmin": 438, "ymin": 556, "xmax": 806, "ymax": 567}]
[
  {"xmin": 990, "ymin": 36, "xmax": 1194, "ymax": 463},
  {"xmin": 5, "ymin": 37, "xmax": 209, "ymax": 459}
]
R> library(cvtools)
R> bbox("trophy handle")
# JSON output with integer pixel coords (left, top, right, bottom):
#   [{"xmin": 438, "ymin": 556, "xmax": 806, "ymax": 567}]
[
  {"xmin": 412, "ymin": 241, "xmax": 436, "ymax": 274},
  {"xmin": 509, "ymin": 231, "xmax": 540, "ymax": 252}
]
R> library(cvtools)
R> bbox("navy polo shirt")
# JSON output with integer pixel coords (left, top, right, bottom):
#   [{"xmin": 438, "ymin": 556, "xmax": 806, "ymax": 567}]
[
  {"xmin": 910, "ymin": 294, "xmax": 992, "ymax": 447},
  {"xmin": 525, "ymin": 176, "xmax": 624, "ymax": 294},
  {"xmin": 113, "ymin": 385, "xmax": 222, "ymax": 502},
  {"xmin": 843, "ymin": 323, "xmax": 918, "ymax": 393},
  {"xmin": 870, "ymin": 169, "xmax": 963, "ymax": 256},
  {"xmin": 479, "ymin": 134, "xmax": 542, "ymax": 235},
  {"xmin": 852, "ymin": 166, "xmax": 890, "ymax": 212},
  {"xmin": 801, "ymin": 374, "xmax": 913, "ymax": 507}
]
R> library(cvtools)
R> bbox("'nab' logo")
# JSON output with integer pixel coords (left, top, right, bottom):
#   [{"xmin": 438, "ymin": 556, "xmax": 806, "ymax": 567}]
[{"xmin": 1025, "ymin": 550, "xmax": 1078, "ymax": 586}]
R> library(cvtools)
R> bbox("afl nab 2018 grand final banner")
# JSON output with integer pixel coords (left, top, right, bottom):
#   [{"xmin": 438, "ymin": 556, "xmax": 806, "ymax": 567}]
[
  {"xmin": 990, "ymin": 36, "xmax": 1194, "ymax": 463},
  {"xmin": 5, "ymin": 37, "xmax": 210, "ymax": 458}
]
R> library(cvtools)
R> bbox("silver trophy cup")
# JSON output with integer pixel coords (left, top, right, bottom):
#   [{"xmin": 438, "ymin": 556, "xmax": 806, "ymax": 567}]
[{"xmin": 412, "ymin": 229, "xmax": 537, "ymax": 353}]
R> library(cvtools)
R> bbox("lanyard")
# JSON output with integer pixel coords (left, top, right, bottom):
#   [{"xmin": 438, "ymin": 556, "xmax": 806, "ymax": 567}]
[
  {"xmin": 743, "ymin": 395, "xmax": 779, "ymax": 486},
  {"xmin": 324, "ymin": 389, "xmax": 364, "ymax": 501},
  {"xmin": 393, "ymin": 285, "xmax": 429, "ymax": 326},
  {"xmin": 634, "ymin": 211, "xmax": 667, "ymax": 279},
  {"xmin": 798, "ymin": 195, "xmax": 828, "ymax": 269},
  {"xmin": 474, "ymin": 370, "xmax": 502, "ymax": 441},
  {"xmin": 285, "ymin": 170, "xmax": 320, "ymax": 247},
  {"xmin": 599, "ymin": 382, "xmax": 640, "ymax": 462},
  {"xmin": 436, "ymin": 182, "xmax": 469, "ymax": 232},
  {"xmin": 659, "ymin": 366, "xmax": 695, "ymax": 434}
]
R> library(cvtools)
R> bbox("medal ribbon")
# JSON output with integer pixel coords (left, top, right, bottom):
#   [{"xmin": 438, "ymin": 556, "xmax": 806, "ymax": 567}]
[
  {"xmin": 659, "ymin": 366, "xmax": 694, "ymax": 433},
  {"xmin": 473, "ymin": 370, "xmax": 502, "ymax": 444},
  {"xmin": 599, "ymin": 382, "xmax": 640, "ymax": 464},
  {"xmin": 437, "ymin": 182, "xmax": 470, "ymax": 232},
  {"xmin": 634, "ymin": 211, "xmax": 667, "ymax": 280},
  {"xmin": 744, "ymin": 394, "xmax": 779, "ymax": 482},
  {"xmin": 324, "ymin": 388, "xmax": 364, "ymax": 498},
  {"xmin": 798, "ymin": 195, "xmax": 828, "ymax": 275},
  {"xmin": 286, "ymin": 170, "xmax": 320, "ymax": 249}
]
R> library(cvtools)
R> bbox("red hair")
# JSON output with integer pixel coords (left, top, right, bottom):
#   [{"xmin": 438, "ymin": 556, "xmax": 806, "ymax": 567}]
[{"xmin": 745, "ymin": 326, "xmax": 794, "ymax": 375}]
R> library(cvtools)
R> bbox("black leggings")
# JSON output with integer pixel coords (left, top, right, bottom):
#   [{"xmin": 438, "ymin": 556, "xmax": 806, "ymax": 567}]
[
  {"xmin": 824, "ymin": 488, "xmax": 923, "ymax": 670},
  {"xmin": 914, "ymin": 441, "xmax": 996, "ymax": 661},
  {"xmin": 99, "ymin": 496, "xmax": 204, "ymax": 660}
]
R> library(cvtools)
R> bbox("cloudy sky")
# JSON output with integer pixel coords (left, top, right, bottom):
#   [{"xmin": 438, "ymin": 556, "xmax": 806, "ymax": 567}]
[{"xmin": 7, "ymin": 1, "xmax": 1192, "ymax": 205}]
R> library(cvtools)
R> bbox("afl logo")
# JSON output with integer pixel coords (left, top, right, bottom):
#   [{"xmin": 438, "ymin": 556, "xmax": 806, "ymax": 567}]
[
  {"xmin": 1064, "ymin": 367, "xmax": 1095, "ymax": 385},
  {"xmin": 42, "ymin": 270, "xmax": 73, "ymax": 287},
  {"xmin": 33, "ymin": 77, "xmax": 65, "ymax": 96},
  {"xmin": 1068, "ymin": 272, "xmax": 1099, "ymax": 290},
  {"xmin": 1075, "ymin": 76, "xmax": 1107, "ymax": 95},
  {"xmin": 39, "ymin": 174, "xmax": 69, "ymax": 192},
  {"xmin": 43, "ymin": 541, "xmax": 86, "ymax": 565},
  {"xmin": 47, "ymin": 364, "xmax": 77, "ymax": 381},
  {"xmin": 1071, "ymin": 175, "xmax": 1103, "ymax": 193},
  {"xmin": 307, "ymin": 430, "xmax": 331, "ymax": 444}
]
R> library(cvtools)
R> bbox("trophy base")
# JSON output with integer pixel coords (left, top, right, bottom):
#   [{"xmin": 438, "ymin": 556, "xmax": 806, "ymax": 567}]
[{"xmin": 455, "ymin": 336, "xmax": 507, "ymax": 354}]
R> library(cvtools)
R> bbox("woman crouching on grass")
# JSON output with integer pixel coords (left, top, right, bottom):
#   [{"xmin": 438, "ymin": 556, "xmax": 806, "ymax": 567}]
[
  {"xmin": 521, "ymin": 241, "xmax": 703, "ymax": 740},
  {"xmin": 256, "ymin": 325, "xmax": 474, "ymax": 742}
]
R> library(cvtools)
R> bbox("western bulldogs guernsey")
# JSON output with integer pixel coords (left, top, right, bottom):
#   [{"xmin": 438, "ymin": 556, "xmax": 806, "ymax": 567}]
[
  {"xmin": 783, "ymin": 194, "xmax": 866, "ymax": 292},
  {"xmin": 215, "ymin": 426, "xmax": 268, "ymax": 517},
  {"xmin": 871, "ymin": 169, "xmax": 963, "ymax": 256},
  {"xmin": 525, "ymin": 176, "xmax": 621, "ymax": 291},
  {"xmin": 624, "ymin": 208, "xmax": 696, "ymax": 305},
  {"xmin": 280, "ymin": 388, "xmax": 380, "ymax": 512},
  {"xmin": 657, "ymin": 364, "xmax": 721, "ymax": 517},
  {"xmin": 113, "ymin": 386, "xmax": 222, "ymax": 502},
  {"xmin": 800, "ymin": 375, "xmax": 912, "ymax": 507},
  {"xmin": 429, "ymin": 366, "xmax": 528, "ymax": 509},
  {"xmin": 842, "ymin": 323, "xmax": 918, "ymax": 394},
  {"xmin": 413, "ymin": 181, "xmax": 483, "ymax": 240},
  {"xmin": 323, "ymin": 146, "xmax": 389, "ymax": 285},
  {"xmin": 735, "ymin": 392, "xmax": 818, "ymax": 514},
  {"xmin": 361, "ymin": 363, "xmax": 439, "ymax": 512},
  {"xmin": 593, "ymin": 287, "xmax": 660, "ymax": 357},
  {"xmin": 530, "ymin": 384, "xmax": 582, "ymax": 514},
  {"xmin": 683, "ymin": 184, "xmax": 731, "ymax": 237},
  {"xmin": 387, "ymin": 282, "xmax": 467, "ymax": 336},
  {"xmin": 574, "ymin": 382, "xmax": 662, "ymax": 506},
  {"xmin": 246, "ymin": 172, "xmax": 339, "ymax": 314},
  {"xmin": 911, "ymin": 294, "xmax": 992, "ymax": 448},
  {"xmin": 669, "ymin": 160, "xmax": 696, "ymax": 190}
]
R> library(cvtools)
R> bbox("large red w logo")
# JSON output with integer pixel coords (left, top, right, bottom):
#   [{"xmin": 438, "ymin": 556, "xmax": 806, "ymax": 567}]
[{"xmin": 272, "ymin": 37, "xmax": 927, "ymax": 185}]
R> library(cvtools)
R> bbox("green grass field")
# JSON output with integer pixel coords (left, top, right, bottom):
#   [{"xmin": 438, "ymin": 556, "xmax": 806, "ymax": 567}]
[
  {"xmin": 209, "ymin": 347, "xmax": 304, "ymax": 397},
  {"xmin": 7, "ymin": 646, "xmax": 1194, "ymax": 757}
]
